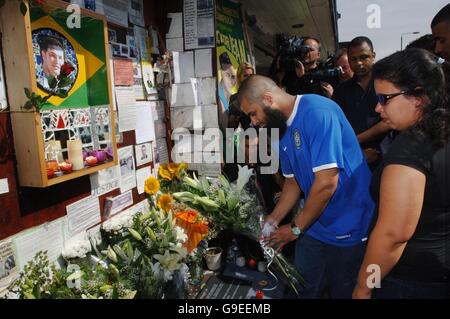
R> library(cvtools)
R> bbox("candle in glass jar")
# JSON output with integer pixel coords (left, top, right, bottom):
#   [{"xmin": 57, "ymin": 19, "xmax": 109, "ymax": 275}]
[{"xmin": 67, "ymin": 140, "xmax": 84, "ymax": 170}]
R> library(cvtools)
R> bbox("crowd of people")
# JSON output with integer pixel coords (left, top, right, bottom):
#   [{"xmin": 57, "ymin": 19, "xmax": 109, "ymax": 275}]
[{"xmin": 227, "ymin": 4, "xmax": 450, "ymax": 299}]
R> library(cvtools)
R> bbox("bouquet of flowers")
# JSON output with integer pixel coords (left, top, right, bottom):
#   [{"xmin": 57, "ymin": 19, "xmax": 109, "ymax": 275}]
[
  {"xmin": 102, "ymin": 205, "xmax": 188, "ymax": 298},
  {"xmin": 6, "ymin": 251, "xmax": 136, "ymax": 299},
  {"xmin": 171, "ymin": 164, "xmax": 306, "ymax": 296}
]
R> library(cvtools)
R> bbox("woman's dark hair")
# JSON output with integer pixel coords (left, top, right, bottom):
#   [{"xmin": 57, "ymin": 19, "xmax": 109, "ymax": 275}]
[{"xmin": 373, "ymin": 48, "xmax": 449, "ymax": 146}]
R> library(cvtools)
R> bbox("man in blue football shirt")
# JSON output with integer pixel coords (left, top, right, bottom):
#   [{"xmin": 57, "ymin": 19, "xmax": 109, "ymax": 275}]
[{"xmin": 237, "ymin": 75, "xmax": 375, "ymax": 298}]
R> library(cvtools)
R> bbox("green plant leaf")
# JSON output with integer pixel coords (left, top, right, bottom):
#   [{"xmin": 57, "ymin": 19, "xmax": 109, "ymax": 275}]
[
  {"xmin": 23, "ymin": 101, "xmax": 32, "ymax": 110},
  {"xmin": 24, "ymin": 88, "xmax": 31, "ymax": 98},
  {"xmin": 49, "ymin": 76, "xmax": 57, "ymax": 89},
  {"xmin": 56, "ymin": 90, "xmax": 68, "ymax": 98},
  {"xmin": 20, "ymin": 1, "xmax": 27, "ymax": 16},
  {"xmin": 58, "ymin": 77, "xmax": 71, "ymax": 87}
]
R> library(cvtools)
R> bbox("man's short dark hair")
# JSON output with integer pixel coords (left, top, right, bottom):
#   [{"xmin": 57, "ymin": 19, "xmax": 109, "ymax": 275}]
[
  {"xmin": 334, "ymin": 48, "xmax": 348, "ymax": 63},
  {"xmin": 38, "ymin": 35, "xmax": 64, "ymax": 52},
  {"xmin": 347, "ymin": 36, "xmax": 374, "ymax": 53},
  {"xmin": 406, "ymin": 34, "xmax": 436, "ymax": 52},
  {"xmin": 219, "ymin": 52, "xmax": 232, "ymax": 68},
  {"xmin": 431, "ymin": 4, "xmax": 450, "ymax": 28}
]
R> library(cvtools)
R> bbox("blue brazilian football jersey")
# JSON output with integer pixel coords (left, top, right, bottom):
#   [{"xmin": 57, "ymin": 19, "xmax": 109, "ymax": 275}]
[{"xmin": 279, "ymin": 94, "xmax": 375, "ymax": 247}]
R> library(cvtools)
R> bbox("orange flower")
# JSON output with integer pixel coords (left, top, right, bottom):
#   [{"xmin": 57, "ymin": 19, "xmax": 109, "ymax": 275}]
[
  {"xmin": 157, "ymin": 193, "xmax": 173, "ymax": 211},
  {"xmin": 175, "ymin": 210, "xmax": 199, "ymax": 223},
  {"xmin": 144, "ymin": 176, "xmax": 160, "ymax": 195},
  {"xmin": 175, "ymin": 210, "xmax": 209, "ymax": 252},
  {"xmin": 158, "ymin": 164, "xmax": 173, "ymax": 180}
]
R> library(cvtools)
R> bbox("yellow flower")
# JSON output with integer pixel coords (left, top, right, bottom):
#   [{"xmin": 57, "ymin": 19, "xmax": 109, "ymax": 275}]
[
  {"xmin": 144, "ymin": 176, "xmax": 160, "ymax": 195},
  {"xmin": 175, "ymin": 163, "xmax": 188, "ymax": 179},
  {"xmin": 157, "ymin": 193, "xmax": 174, "ymax": 211},
  {"xmin": 168, "ymin": 163, "xmax": 179, "ymax": 174},
  {"xmin": 158, "ymin": 164, "xmax": 173, "ymax": 180}
]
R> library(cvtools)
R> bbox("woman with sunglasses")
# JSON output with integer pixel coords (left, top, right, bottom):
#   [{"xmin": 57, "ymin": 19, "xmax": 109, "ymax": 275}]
[{"xmin": 353, "ymin": 48, "xmax": 450, "ymax": 299}]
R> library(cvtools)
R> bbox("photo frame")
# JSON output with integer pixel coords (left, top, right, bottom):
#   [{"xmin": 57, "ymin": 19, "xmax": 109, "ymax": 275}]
[
  {"xmin": 32, "ymin": 28, "xmax": 79, "ymax": 94},
  {"xmin": 135, "ymin": 142, "xmax": 152, "ymax": 166}
]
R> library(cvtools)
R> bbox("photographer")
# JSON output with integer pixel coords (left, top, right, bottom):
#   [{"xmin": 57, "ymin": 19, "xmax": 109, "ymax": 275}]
[{"xmin": 279, "ymin": 37, "xmax": 335, "ymax": 98}]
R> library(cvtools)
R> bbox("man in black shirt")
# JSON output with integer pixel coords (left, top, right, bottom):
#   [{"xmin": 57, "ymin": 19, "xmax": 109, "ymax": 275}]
[{"xmin": 333, "ymin": 36, "xmax": 390, "ymax": 170}]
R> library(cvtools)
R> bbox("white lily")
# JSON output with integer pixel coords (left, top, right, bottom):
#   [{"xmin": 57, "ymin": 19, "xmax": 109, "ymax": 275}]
[{"xmin": 236, "ymin": 165, "xmax": 254, "ymax": 192}]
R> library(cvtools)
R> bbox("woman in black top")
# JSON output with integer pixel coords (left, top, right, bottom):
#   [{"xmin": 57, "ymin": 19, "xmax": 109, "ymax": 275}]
[{"xmin": 353, "ymin": 49, "xmax": 450, "ymax": 299}]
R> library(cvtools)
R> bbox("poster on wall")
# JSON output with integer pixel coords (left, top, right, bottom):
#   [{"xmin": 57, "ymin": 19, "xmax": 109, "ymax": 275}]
[
  {"xmin": 215, "ymin": 0, "xmax": 248, "ymax": 126},
  {"xmin": 184, "ymin": 0, "xmax": 215, "ymax": 50}
]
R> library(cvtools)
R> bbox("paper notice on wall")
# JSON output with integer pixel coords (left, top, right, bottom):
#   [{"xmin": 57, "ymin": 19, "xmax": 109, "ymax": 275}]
[
  {"xmin": 0, "ymin": 52, "xmax": 7, "ymax": 110},
  {"xmin": 142, "ymin": 61, "xmax": 157, "ymax": 95},
  {"xmin": 128, "ymin": 0, "xmax": 145, "ymax": 27},
  {"xmin": 194, "ymin": 48, "xmax": 213, "ymax": 78},
  {"xmin": 13, "ymin": 218, "xmax": 65, "ymax": 271},
  {"xmin": 152, "ymin": 101, "xmax": 166, "ymax": 121},
  {"xmin": 171, "ymin": 106, "xmax": 194, "ymax": 129},
  {"xmin": 115, "ymin": 86, "xmax": 137, "ymax": 132},
  {"xmin": 103, "ymin": 0, "xmax": 128, "ymax": 27},
  {"xmin": 135, "ymin": 101, "xmax": 156, "ymax": 144},
  {"xmin": 66, "ymin": 196, "xmax": 101, "ymax": 237},
  {"xmin": 202, "ymin": 104, "xmax": 219, "ymax": 128},
  {"xmin": 118, "ymin": 146, "xmax": 137, "ymax": 193},
  {"xmin": 173, "ymin": 51, "xmax": 195, "ymax": 84},
  {"xmin": 198, "ymin": 77, "xmax": 217, "ymax": 105},
  {"xmin": 150, "ymin": 28, "xmax": 160, "ymax": 54},
  {"xmin": 166, "ymin": 37, "xmax": 184, "ymax": 52},
  {"xmin": 108, "ymin": 45, "xmax": 117, "ymax": 111},
  {"xmin": 103, "ymin": 190, "xmax": 134, "ymax": 218},
  {"xmin": 156, "ymin": 138, "xmax": 170, "ymax": 164},
  {"xmin": 184, "ymin": 0, "xmax": 215, "ymax": 50},
  {"xmin": 90, "ymin": 165, "xmax": 120, "ymax": 197},
  {"xmin": 134, "ymin": 26, "xmax": 150, "ymax": 62},
  {"xmin": 136, "ymin": 166, "xmax": 152, "ymax": 194},
  {"xmin": 171, "ymin": 83, "xmax": 196, "ymax": 107},
  {"xmin": 154, "ymin": 120, "xmax": 166, "ymax": 138},
  {"xmin": 113, "ymin": 58, "xmax": 134, "ymax": 86},
  {"xmin": 0, "ymin": 239, "xmax": 18, "ymax": 297},
  {"xmin": 166, "ymin": 12, "xmax": 183, "ymax": 39},
  {"xmin": 0, "ymin": 179, "xmax": 9, "ymax": 195}
]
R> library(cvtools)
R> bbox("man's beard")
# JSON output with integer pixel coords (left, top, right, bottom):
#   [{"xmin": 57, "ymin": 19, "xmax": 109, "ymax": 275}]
[{"xmin": 262, "ymin": 105, "xmax": 288, "ymax": 138}]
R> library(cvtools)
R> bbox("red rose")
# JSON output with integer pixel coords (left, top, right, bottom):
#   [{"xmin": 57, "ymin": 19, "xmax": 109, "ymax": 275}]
[
  {"xmin": 60, "ymin": 63, "xmax": 75, "ymax": 77},
  {"xmin": 34, "ymin": 0, "xmax": 45, "ymax": 5}
]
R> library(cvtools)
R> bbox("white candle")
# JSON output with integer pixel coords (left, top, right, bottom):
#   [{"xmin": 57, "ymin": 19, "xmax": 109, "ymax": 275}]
[
  {"xmin": 67, "ymin": 140, "xmax": 84, "ymax": 170},
  {"xmin": 46, "ymin": 140, "xmax": 64, "ymax": 163}
]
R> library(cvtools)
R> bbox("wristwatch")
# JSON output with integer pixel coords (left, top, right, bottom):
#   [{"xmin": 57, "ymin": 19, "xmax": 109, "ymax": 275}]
[{"xmin": 290, "ymin": 221, "xmax": 303, "ymax": 238}]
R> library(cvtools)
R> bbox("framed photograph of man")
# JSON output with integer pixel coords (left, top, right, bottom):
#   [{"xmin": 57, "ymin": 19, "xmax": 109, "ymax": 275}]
[
  {"xmin": 32, "ymin": 28, "xmax": 78, "ymax": 94},
  {"xmin": 135, "ymin": 142, "xmax": 152, "ymax": 166}
]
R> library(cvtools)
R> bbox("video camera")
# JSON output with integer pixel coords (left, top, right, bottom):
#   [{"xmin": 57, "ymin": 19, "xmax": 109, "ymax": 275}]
[
  {"xmin": 277, "ymin": 35, "xmax": 343, "ymax": 84},
  {"xmin": 305, "ymin": 57, "xmax": 343, "ymax": 84}
]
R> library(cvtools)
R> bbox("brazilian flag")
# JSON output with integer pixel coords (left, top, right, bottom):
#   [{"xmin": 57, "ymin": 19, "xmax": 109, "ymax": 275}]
[{"xmin": 30, "ymin": 4, "xmax": 109, "ymax": 110}]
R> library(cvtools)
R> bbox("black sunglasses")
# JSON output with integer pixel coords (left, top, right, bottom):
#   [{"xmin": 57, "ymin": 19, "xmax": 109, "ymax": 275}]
[{"xmin": 376, "ymin": 90, "xmax": 416, "ymax": 106}]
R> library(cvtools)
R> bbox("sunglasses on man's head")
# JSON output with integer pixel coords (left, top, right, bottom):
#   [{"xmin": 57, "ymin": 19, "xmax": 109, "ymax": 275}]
[{"xmin": 376, "ymin": 90, "xmax": 417, "ymax": 106}]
